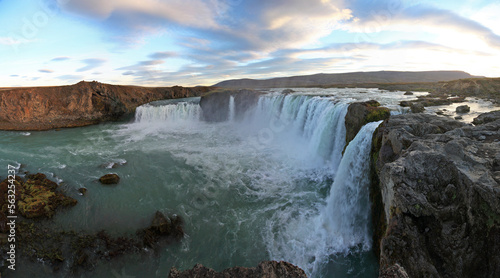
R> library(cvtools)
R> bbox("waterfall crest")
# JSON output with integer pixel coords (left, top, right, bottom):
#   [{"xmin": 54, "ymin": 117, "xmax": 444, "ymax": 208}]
[{"xmin": 134, "ymin": 102, "xmax": 202, "ymax": 123}]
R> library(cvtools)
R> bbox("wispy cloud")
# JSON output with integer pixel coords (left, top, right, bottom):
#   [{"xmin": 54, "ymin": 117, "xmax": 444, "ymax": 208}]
[
  {"xmin": 39, "ymin": 69, "xmax": 54, "ymax": 73},
  {"xmin": 51, "ymin": 56, "xmax": 70, "ymax": 62},
  {"xmin": 149, "ymin": 51, "xmax": 176, "ymax": 59}
]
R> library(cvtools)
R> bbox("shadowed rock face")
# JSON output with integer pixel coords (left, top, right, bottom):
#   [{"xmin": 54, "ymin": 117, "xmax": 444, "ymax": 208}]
[
  {"xmin": 199, "ymin": 89, "xmax": 263, "ymax": 122},
  {"xmin": 371, "ymin": 113, "xmax": 500, "ymax": 277},
  {"xmin": 0, "ymin": 81, "xmax": 211, "ymax": 131},
  {"xmin": 168, "ymin": 261, "xmax": 308, "ymax": 278}
]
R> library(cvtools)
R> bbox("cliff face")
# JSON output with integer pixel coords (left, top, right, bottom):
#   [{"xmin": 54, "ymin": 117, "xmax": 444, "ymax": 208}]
[
  {"xmin": 372, "ymin": 113, "xmax": 500, "ymax": 277},
  {"xmin": 0, "ymin": 81, "xmax": 211, "ymax": 130},
  {"xmin": 199, "ymin": 89, "xmax": 263, "ymax": 122}
]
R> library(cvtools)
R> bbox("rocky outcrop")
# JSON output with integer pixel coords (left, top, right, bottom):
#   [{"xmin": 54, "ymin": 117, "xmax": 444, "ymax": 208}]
[
  {"xmin": 473, "ymin": 110, "xmax": 500, "ymax": 125},
  {"xmin": 344, "ymin": 100, "xmax": 391, "ymax": 144},
  {"xmin": 0, "ymin": 81, "xmax": 212, "ymax": 130},
  {"xmin": 371, "ymin": 113, "xmax": 500, "ymax": 277},
  {"xmin": 168, "ymin": 261, "xmax": 307, "ymax": 278},
  {"xmin": 0, "ymin": 173, "xmax": 77, "ymax": 219},
  {"xmin": 199, "ymin": 89, "xmax": 263, "ymax": 122}
]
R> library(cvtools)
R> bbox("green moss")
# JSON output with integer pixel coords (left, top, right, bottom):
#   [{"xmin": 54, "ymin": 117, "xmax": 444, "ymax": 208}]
[{"xmin": 365, "ymin": 107, "xmax": 391, "ymax": 123}]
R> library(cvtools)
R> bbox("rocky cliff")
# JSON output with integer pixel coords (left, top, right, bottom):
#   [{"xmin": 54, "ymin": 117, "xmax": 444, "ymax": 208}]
[
  {"xmin": 168, "ymin": 261, "xmax": 307, "ymax": 278},
  {"xmin": 0, "ymin": 81, "xmax": 211, "ymax": 130},
  {"xmin": 344, "ymin": 100, "xmax": 391, "ymax": 145},
  {"xmin": 371, "ymin": 112, "xmax": 500, "ymax": 277},
  {"xmin": 199, "ymin": 89, "xmax": 263, "ymax": 122}
]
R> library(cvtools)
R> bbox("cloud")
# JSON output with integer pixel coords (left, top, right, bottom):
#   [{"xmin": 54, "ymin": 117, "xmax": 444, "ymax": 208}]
[
  {"xmin": 116, "ymin": 59, "xmax": 165, "ymax": 71},
  {"xmin": 344, "ymin": 1, "xmax": 500, "ymax": 49},
  {"xmin": 149, "ymin": 51, "xmax": 176, "ymax": 59},
  {"xmin": 76, "ymin": 58, "xmax": 106, "ymax": 72},
  {"xmin": 39, "ymin": 69, "xmax": 54, "ymax": 73},
  {"xmin": 59, "ymin": 0, "xmax": 219, "ymax": 30},
  {"xmin": 51, "ymin": 56, "xmax": 70, "ymax": 62},
  {"xmin": 10, "ymin": 74, "xmax": 19, "ymax": 77}
]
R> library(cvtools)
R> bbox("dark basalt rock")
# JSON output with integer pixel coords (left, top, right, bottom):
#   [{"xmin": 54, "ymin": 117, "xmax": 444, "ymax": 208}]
[
  {"xmin": 99, "ymin": 173, "xmax": 120, "ymax": 184},
  {"xmin": 199, "ymin": 89, "xmax": 263, "ymax": 122},
  {"xmin": 140, "ymin": 211, "xmax": 184, "ymax": 248},
  {"xmin": 410, "ymin": 102, "xmax": 425, "ymax": 113},
  {"xmin": 344, "ymin": 100, "xmax": 391, "ymax": 145},
  {"xmin": 371, "ymin": 113, "xmax": 500, "ymax": 277},
  {"xmin": 168, "ymin": 261, "xmax": 308, "ymax": 278},
  {"xmin": 456, "ymin": 105, "xmax": 470, "ymax": 113},
  {"xmin": 473, "ymin": 110, "xmax": 500, "ymax": 125}
]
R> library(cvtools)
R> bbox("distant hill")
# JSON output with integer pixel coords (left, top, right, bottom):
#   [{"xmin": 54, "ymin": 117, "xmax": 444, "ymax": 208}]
[{"xmin": 214, "ymin": 71, "xmax": 481, "ymax": 88}]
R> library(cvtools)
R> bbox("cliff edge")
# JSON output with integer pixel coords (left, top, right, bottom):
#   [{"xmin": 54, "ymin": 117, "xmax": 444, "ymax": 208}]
[
  {"xmin": 371, "ymin": 112, "xmax": 500, "ymax": 277},
  {"xmin": 0, "ymin": 81, "xmax": 211, "ymax": 130}
]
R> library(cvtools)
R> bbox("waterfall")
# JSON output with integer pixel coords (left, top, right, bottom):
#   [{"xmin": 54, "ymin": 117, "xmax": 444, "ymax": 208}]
[
  {"xmin": 228, "ymin": 95, "xmax": 235, "ymax": 122},
  {"xmin": 135, "ymin": 102, "xmax": 202, "ymax": 123},
  {"xmin": 264, "ymin": 120, "xmax": 382, "ymax": 276},
  {"xmin": 321, "ymin": 120, "xmax": 382, "ymax": 251},
  {"xmin": 247, "ymin": 94, "xmax": 348, "ymax": 172}
]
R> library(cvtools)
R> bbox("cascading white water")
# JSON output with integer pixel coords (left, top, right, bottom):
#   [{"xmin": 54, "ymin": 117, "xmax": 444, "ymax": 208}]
[
  {"xmin": 264, "ymin": 120, "xmax": 382, "ymax": 276},
  {"xmin": 228, "ymin": 95, "xmax": 235, "ymax": 122},
  {"xmin": 246, "ymin": 94, "xmax": 348, "ymax": 173},
  {"xmin": 131, "ymin": 93, "xmax": 380, "ymax": 277},
  {"xmin": 321, "ymin": 120, "xmax": 382, "ymax": 250},
  {"xmin": 135, "ymin": 102, "xmax": 202, "ymax": 123}
]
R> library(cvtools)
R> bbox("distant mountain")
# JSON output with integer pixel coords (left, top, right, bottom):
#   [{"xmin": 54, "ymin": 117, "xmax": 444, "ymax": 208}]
[{"xmin": 214, "ymin": 71, "xmax": 481, "ymax": 88}]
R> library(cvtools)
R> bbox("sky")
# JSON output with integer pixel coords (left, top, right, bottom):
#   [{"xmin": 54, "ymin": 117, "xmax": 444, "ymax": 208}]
[{"xmin": 1, "ymin": 0, "xmax": 500, "ymax": 87}]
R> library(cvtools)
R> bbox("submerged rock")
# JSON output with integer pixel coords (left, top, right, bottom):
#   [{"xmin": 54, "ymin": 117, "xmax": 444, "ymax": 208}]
[
  {"xmin": 168, "ymin": 261, "xmax": 307, "ymax": 278},
  {"xmin": 371, "ymin": 113, "xmax": 500, "ymax": 277},
  {"xmin": 140, "ymin": 211, "xmax": 184, "ymax": 248},
  {"xmin": 99, "ymin": 174, "xmax": 120, "ymax": 184}
]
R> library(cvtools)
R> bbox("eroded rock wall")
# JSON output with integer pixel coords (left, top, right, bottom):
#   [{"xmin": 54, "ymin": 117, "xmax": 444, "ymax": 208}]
[
  {"xmin": 0, "ymin": 81, "xmax": 211, "ymax": 130},
  {"xmin": 372, "ymin": 113, "xmax": 500, "ymax": 277}
]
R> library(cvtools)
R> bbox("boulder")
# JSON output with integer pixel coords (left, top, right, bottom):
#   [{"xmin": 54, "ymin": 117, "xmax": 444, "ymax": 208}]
[
  {"xmin": 404, "ymin": 91, "xmax": 413, "ymax": 95},
  {"xmin": 99, "ymin": 174, "xmax": 120, "ymax": 184},
  {"xmin": 410, "ymin": 102, "xmax": 425, "ymax": 113},
  {"xmin": 168, "ymin": 261, "xmax": 307, "ymax": 278},
  {"xmin": 473, "ymin": 110, "xmax": 500, "ymax": 125},
  {"xmin": 371, "ymin": 114, "xmax": 500, "ymax": 277},
  {"xmin": 456, "ymin": 105, "xmax": 470, "ymax": 113},
  {"xmin": 344, "ymin": 100, "xmax": 391, "ymax": 144}
]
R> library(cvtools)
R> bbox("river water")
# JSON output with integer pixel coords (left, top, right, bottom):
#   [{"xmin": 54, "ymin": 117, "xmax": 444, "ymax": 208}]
[{"xmin": 0, "ymin": 88, "xmax": 494, "ymax": 277}]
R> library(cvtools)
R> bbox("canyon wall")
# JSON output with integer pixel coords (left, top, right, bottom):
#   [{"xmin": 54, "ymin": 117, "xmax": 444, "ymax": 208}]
[{"xmin": 0, "ymin": 81, "xmax": 211, "ymax": 130}]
